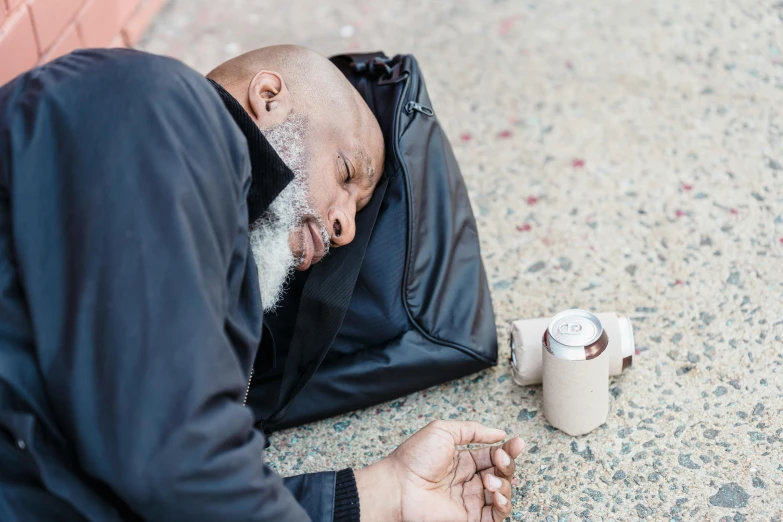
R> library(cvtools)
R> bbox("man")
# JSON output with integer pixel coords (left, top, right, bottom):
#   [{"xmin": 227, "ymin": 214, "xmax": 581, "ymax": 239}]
[{"xmin": 0, "ymin": 46, "xmax": 523, "ymax": 521}]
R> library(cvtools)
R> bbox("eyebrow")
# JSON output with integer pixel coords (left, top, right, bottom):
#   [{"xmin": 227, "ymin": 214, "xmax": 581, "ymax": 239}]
[{"xmin": 356, "ymin": 148, "xmax": 376, "ymax": 188}]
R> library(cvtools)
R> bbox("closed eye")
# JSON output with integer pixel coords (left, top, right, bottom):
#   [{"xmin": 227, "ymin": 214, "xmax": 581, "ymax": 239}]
[{"xmin": 343, "ymin": 157, "xmax": 353, "ymax": 184}]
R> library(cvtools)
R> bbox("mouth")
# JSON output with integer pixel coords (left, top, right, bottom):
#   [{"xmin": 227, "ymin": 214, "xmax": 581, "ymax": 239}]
[{"xmin": 295, "ymin": 220, "xmax": 326, "ymax": 271}]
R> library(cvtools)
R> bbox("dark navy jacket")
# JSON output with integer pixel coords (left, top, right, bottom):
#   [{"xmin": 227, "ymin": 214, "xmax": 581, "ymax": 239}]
[{"xmin": 0, "ymin": 49, "xmax": 358, "ymax": 521}]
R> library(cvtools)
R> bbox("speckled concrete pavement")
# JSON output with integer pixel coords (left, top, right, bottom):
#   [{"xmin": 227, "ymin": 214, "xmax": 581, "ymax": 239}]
[{"xmin": 140, "ymin": 1, "xmax": 783, "ymax": 520}]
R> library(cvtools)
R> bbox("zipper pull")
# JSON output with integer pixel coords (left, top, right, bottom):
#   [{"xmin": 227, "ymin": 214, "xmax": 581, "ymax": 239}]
[{"xmin": 405, "ymin": 101, "xmax": 434, "ymax": 116}]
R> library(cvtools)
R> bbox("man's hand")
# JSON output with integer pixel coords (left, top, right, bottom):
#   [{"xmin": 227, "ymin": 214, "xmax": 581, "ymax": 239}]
[{"xmin": 355, "ymin": 420, "xmax": 524, "ymax": 522}]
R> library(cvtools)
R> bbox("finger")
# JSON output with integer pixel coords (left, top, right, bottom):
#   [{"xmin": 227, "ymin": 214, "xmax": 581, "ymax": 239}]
[
  {"xmin": 493, "ymin": 491, "xmax": 511, "ymax": 521},
  {"xmin": 493, "ymin": 438, "xmax": 524, "ymax": 480},
  {"xmin": 429, "ymin": 420, "xmax": 506, "ymax": 446},
  {"xmin": 482, "ymin": 474, "xmax": 511, "ymax": 504},
  {"xmin": 493, "ymin": 444, "xmax": 520, "ymax": 479},
  {"xmin": 481, "ymin": 491, "xmax": 511, "ymax": 522},
  {"xmin": 469, "ymin": 437, "xmax": 525, "ymax": 475},
  {"xmin": 501, "ymin": 437, "xmax": 526, "ymax": 461}
]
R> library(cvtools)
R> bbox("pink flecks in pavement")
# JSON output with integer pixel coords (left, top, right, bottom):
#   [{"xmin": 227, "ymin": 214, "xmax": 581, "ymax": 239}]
[
  {"xmin": 682, "ymin": 182, "xmax": 694, "ymax": 191},
  {"xmin": 541, "ymin": 237, "xmax": 553, "ymax": 247},
  {"xmin": 497, "ymin": 130, "xmax": 513, "ymax": 139},
  {"xmin": 730, "ymin": 208, "xmax": 739, "ymax": 215},
  {"xmin": 459, "ymin": 133, "xmax": 473, "ymax": 143},
  {"xmin": 674, "ymin": 279, "xmax": 684, "ymax": 285},
  {"xmin": 516, "ymin": 223, "xmax": 532, "ymax": 232},
  {"xmin": 779, "ymin": 237, "xmax": 783, "ymax": 245},
  {"xmin": 675, "ymin": 209, "xmax": 687, "ymax": 218},
  {"xmin": 526, "ymin": 196, "xmax": 540, "ymax": 205},
  {"xmin": 571, "ymin": 158, "xmax": 585, "ymax": 168},
  {"xmin": 565, "ymin": 60, "xmax": 574, "ymax": 70},
  {"xmin": 498, "ymin": 15, "xmax": 522, "ymax": 36}
]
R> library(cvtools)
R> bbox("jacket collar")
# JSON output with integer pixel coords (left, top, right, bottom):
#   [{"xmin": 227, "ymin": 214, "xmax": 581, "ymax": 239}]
[{"xmin": 207, "ymin": 78, "xmax": 294, "ymax": 224}]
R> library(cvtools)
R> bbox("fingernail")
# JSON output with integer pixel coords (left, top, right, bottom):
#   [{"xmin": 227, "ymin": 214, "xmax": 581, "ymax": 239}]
[
  {"xmin": 497, "ymin": 493, "xmax": 508, "ymax": 506},
  {"xmin": 498, "ymin": 449, "xmax": 511, "ymax": 466},
  {"xmin": 489, "ymin": 475, "xmax": 502, "ymax": 489}
]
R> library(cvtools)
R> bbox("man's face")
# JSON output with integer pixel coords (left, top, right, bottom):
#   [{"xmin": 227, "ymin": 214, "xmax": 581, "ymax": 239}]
[{"xmin": 250, "ymin": 93, "xmax": 383, "ymax": 311}]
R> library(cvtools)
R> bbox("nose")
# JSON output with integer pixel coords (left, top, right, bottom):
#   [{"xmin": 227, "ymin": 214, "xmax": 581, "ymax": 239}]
[{"xmin": 328, "ymin": 205, "xmax": 356, "ymax": 247}]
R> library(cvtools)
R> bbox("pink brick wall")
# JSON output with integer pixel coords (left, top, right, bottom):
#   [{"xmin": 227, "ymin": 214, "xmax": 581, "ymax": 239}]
[{"xmin": 0, "ymin": 0, "xmax": 167, "ymax": 86}]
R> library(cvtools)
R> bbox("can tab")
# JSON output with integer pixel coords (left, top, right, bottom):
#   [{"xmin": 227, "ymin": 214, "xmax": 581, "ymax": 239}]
[{"xmin": 558, "ymin": 322, "xmax": 584, "ymax": 335}]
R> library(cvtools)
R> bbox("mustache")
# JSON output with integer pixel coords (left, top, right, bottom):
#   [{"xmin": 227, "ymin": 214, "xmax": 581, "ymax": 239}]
[{"xmin": 292, "ymin": 215, "xmax": 331, "ymax": 266}]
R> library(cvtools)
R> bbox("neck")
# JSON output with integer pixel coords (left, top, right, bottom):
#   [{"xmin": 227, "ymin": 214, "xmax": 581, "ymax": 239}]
[{"xmin": 207, "ymin": 77, "xmax": 255, "ymax": 118}]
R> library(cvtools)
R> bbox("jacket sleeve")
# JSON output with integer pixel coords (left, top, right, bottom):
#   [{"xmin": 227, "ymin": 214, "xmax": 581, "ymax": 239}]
[
  {"xmin": 284, "ymin": 469, "xmax": 360, "ymax": 522},
  {"xmin": 6, "ymin": 49, "xmax": 331, "ymax": 521}
]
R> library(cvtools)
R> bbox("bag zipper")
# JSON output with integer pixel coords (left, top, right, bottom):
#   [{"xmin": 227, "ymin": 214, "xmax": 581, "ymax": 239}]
[
  {"xmin": 243, "ymin": 368, "xmax": 254, "ymax": 406},
  {"xmin": 404, "ymin": 100, "xmax": 433, "ymax": 116}
]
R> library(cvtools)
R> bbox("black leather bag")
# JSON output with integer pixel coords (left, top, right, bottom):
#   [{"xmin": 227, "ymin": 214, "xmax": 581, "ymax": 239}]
[{"xmin": 248, "ymin": 52, "xmax": 497, "ymax": 431}]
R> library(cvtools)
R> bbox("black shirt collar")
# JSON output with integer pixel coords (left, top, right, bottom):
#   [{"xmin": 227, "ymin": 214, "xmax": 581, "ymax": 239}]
[{"xmin": 207, "ymin": 79, "xmax": 294, "ymax": 224}]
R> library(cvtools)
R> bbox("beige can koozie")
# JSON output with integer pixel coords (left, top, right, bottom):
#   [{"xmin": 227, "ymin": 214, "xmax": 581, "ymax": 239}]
[{"xmin": 542, "ymin": 347, "xmax": 609, "ymax": 436}]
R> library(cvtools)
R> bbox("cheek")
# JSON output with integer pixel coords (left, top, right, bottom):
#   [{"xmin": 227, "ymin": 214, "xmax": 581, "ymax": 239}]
[
  {"xmin": 303, "ymin": 161, "xmax": 340, "ymax": 219},
  {"xmin": 304, "ymin": 179, "xmax": 330, "ymax": 216}
]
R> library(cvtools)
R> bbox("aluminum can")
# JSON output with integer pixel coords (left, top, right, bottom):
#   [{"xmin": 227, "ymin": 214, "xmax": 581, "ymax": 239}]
[
  {"xmin": 544, "ymin": 309, "xmax": 609, "ymax": 360},
  {"xmin": 542, "ymin": 309, "xmax": 610, "ymax": 436}
]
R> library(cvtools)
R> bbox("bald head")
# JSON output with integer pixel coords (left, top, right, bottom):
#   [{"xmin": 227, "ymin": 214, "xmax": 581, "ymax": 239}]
[
  {"xmin": 208, "ymin": 45, "xmax": 352, "ymax": 115},
  {"xmin": 208, "ymin": 45, "xmax": 384, "ymax": 309}
]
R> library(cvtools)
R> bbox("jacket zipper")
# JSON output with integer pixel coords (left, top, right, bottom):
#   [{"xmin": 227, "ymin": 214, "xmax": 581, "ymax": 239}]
[{"xmin": 243, "ymin": 368, "xmax": 254, "ymax": 406}]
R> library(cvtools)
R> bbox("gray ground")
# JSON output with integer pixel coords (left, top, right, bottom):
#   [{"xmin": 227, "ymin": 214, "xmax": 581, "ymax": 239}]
[{"xmin": 141, "ymin": 1, "xmax": 783, "ymax": 520}]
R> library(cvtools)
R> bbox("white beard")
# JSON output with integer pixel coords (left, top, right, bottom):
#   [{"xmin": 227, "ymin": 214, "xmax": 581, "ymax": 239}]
[{"xmin": 249, "ymin": 113, "xmax": 329, "ymax": 312}]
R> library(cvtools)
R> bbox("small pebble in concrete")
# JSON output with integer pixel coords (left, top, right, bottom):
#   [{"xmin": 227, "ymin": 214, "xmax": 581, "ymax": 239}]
[
  {"xmin": 557, "ymin": 256, "xmax": 572, "ymax": 271},
  {"xmin": 635, "ymin": 504, "xmax": 652, "ymax": 518},
  {"xmin": 678, "ymin": 454, "xmax": 701, "ymax": 469},
  {"xmin": 709, "ymin": 483, "xmax": 749, "ymax": 508},
  {"xmin": 517, "ymin": 409, "xmax": 537, "ymax": 421},
  {"xmin": 332, "ymin": 420, "xmax": 350, "ymax": 432}
]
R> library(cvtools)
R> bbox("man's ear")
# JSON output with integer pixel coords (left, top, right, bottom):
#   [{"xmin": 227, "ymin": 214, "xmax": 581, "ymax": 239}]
[{"xmin": 247, "ymin": 70, "xmax": 291, "ymax": 128}]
